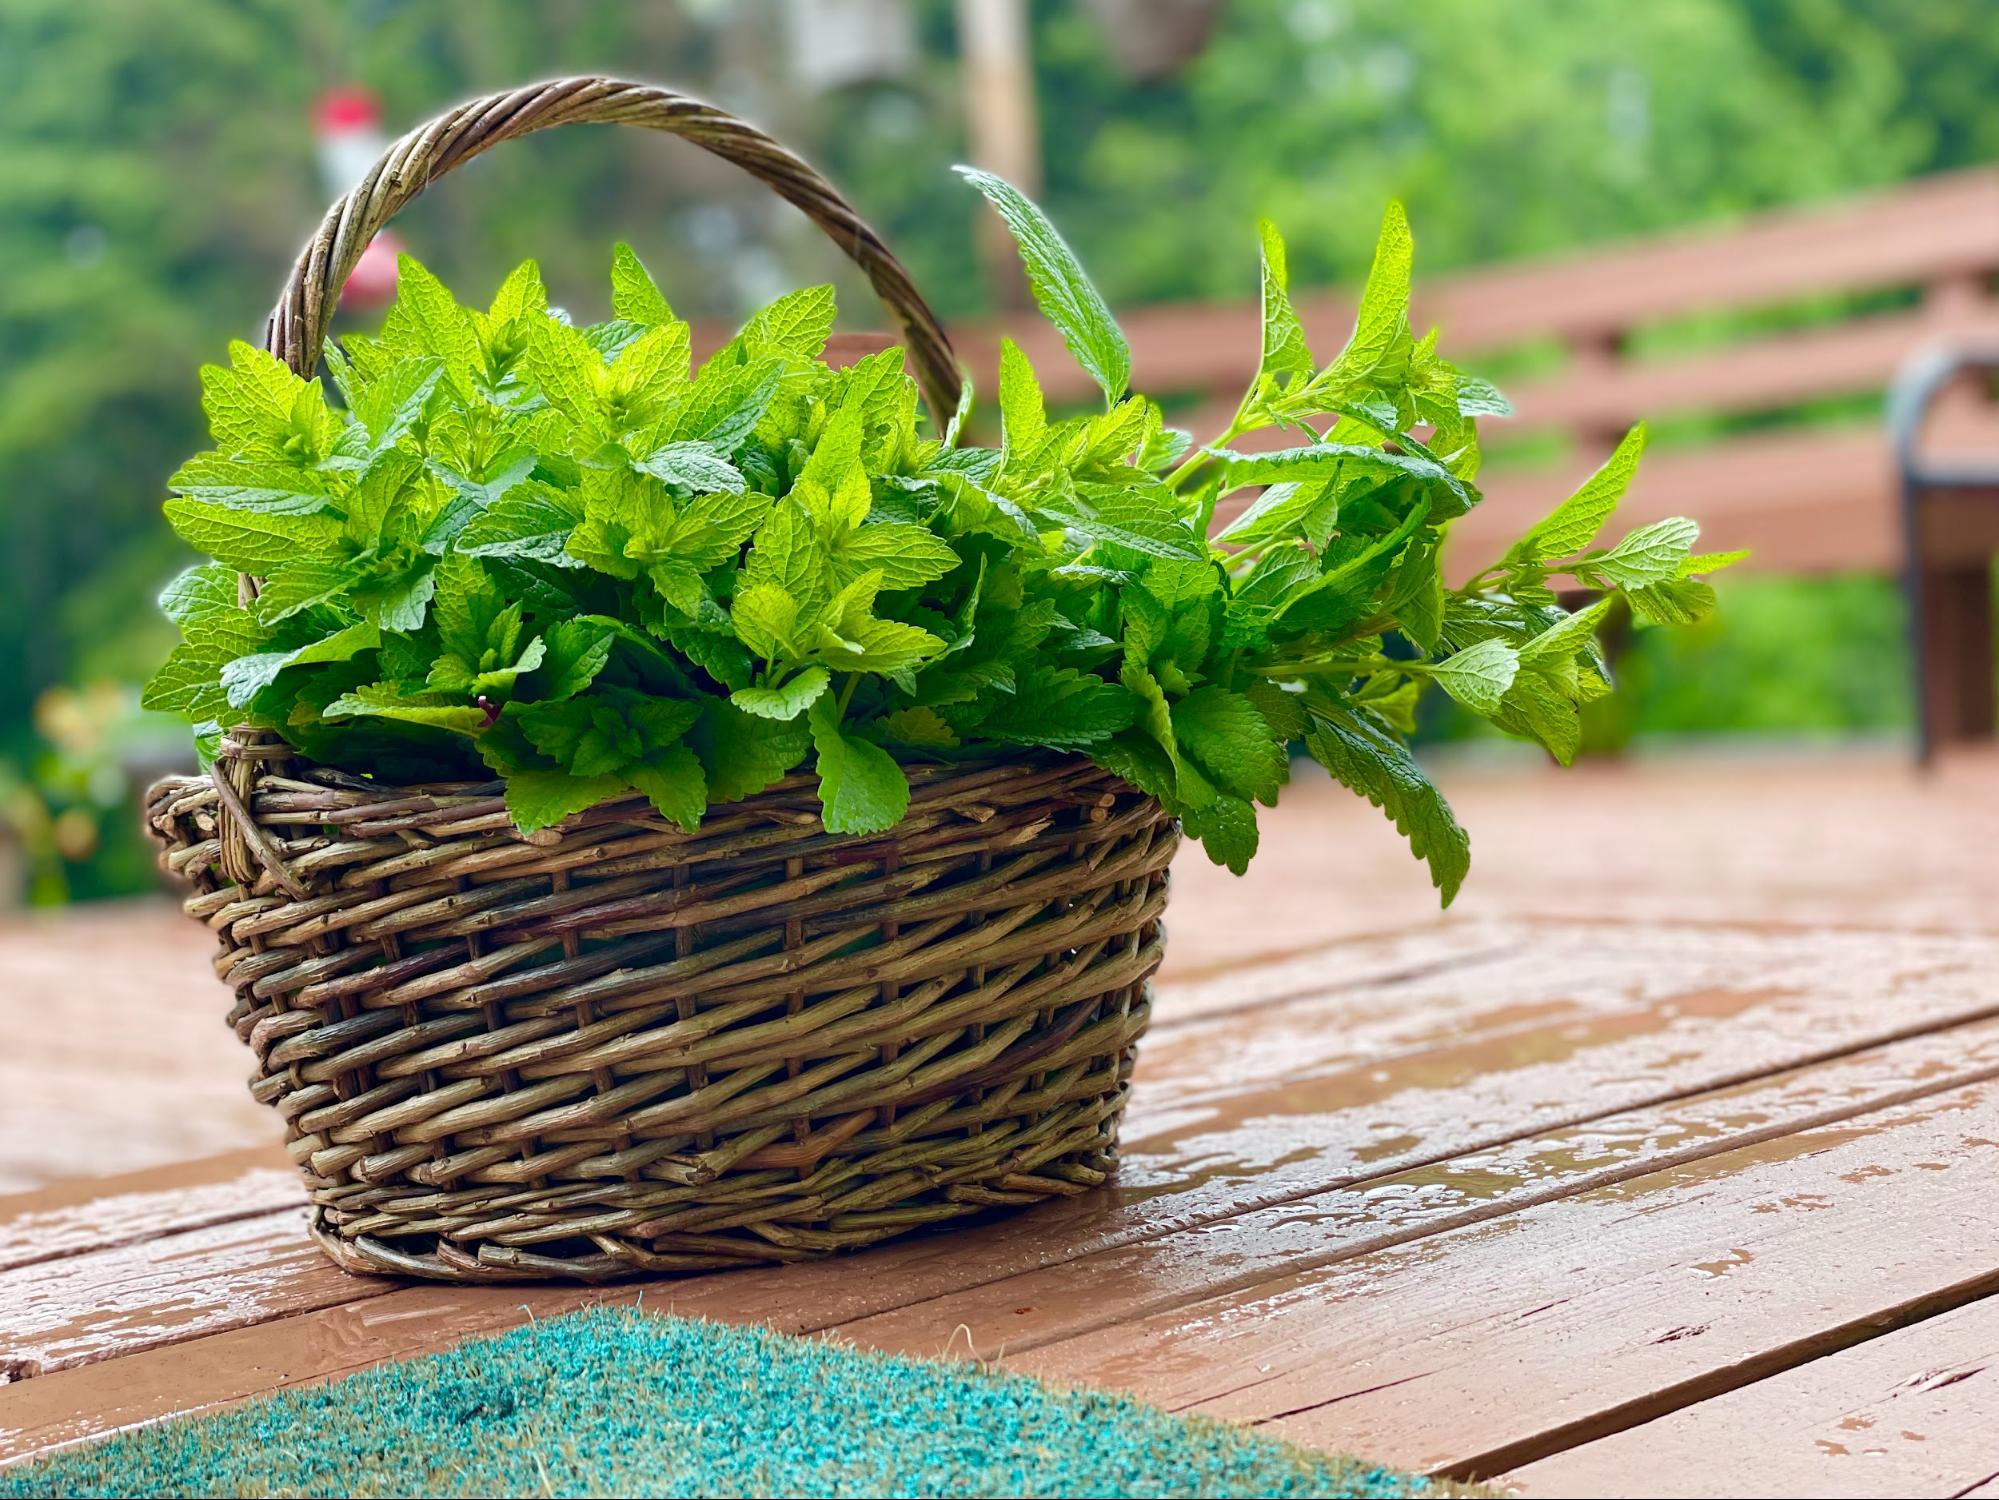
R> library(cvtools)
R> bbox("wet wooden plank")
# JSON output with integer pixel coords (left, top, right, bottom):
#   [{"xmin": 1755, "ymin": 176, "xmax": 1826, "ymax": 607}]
[
  {"xmin": 1506, "ymin": 1290, "xmax": 1999, "ymax": 1498},
  {"xmin": 0, "ymin": 1149, "xmax": 296, "ymax": 1274},
  {"xmin": 8, "ymin": 923, "xmax": 1999, "ymax": 1385},
  {"xmin": 990, "ymin": 1083, "xmax": 1999, "ymax": 1481},
  {"xmin": 9, "ymin": 927, "xmax": 1999, "ymax": 1465},
  {"xmin": 829, "ymin": 1014, "xmax": 1999, "ymax": 1362},
  {"xmin": 0, "ymin": 1209, "xmax": 396, "ymax": 1381}
]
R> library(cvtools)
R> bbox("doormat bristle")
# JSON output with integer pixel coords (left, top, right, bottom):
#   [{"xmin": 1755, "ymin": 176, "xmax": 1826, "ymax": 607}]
[{"xmin": 0, "ymin": 1307, "xmax": 1490, "ymax": 1498}]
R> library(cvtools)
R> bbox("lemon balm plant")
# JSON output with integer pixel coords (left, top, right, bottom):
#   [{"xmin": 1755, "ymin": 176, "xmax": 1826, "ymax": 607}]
[
  {"xmin": 148, "ymin": 174, "xmax": 1729, "ymax": 906},
  {"xmin": 141, "ymin": 80, "xmax": 1730, "ymax": 1282}
]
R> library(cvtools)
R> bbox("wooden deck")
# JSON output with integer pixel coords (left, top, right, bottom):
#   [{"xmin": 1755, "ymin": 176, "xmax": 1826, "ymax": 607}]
[{"xmin": 3, "ymin": 748, "xmax": 1998, "ymax": 1495}]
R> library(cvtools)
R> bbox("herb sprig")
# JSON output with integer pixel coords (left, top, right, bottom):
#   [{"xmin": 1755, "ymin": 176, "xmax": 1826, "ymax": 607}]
[{"xmin": 146, "ymin": 176, "xmax": 1734, "ymax": 903}]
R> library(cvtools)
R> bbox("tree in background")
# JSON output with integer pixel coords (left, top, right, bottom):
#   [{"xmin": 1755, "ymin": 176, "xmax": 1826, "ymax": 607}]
[{"xmin": 2, "ymin": 0, "xmax": 1994, "ymax": 899}]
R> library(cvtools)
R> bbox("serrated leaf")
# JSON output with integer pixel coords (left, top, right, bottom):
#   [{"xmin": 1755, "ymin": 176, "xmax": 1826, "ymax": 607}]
[
  {"xmin": 164, "ymin": 500, "xmax": 343, "ymax": 575},
  {"xmin": 220, "ymin": 621, "xmax": 381, "ymax": 708},
  {"xmin": 1181, "ymin": 791, "xmax": 1260, "ymax": 875},
  {"xmin": 1213, "ymin": 480, "xmax": 1340, "ymax": 548},
  {"xmin": 634, "ymin": 442, "xmax": 744, "ymax": 495},
  {"xmin": 807, "ymin": 697, "xmax": 909, "ymax": 834},
  {"xmin": 957, "ymin": 167, "xmax": 1130, "ymax": 402},
  {"xmin": 1509, "ymin": 424, "xmax": 1648, "ymax": 565},
  {"xmin": 456, "ymin": 484, "xmax": 583, "ymax": 566},
  {"xmin": 1212, "ymin": 441, "xmax": 1468, "ymax": 515},
  {"xmin": 1255, "ymin": 219, "xmax": 1313, "ymax": 388},
  {"xmin": 1428, "ymin": 637, "xmax": 1520, "ymax": 716},
  {"xmin": 168, "ymin": 455, "xmax": 336, "ymax": 515},
  {"xmin": 382, "ymin": 256, "xmax": 480, "ymax": 396},
  {"xmin": 737, "ymin": 285, "xmax": 837, "ymax": 365},
  {"xmin": 488, "ymin": 259, "xmax": 548, "ymax": 325},
  {"xmin": 978, "ymin": 666, "xmax": 1138, "ymax": 751},
  {"xmin": 693, "ymin": 698, "xmax": 810, "ymax": 804},
  {"xmin": 830, "ymin": 522, "xmax": 961, "ymax": 591},
  {"xmin": 1333, "ymin": 201, "xmax": 1415, "ymax": 385},
  {"xmin": 352, "ymin": 357, "xmax": 443, "ymax": 453},
  {"xmin": 1307, "ymin": 702, "xmax": 1469, "ymax": 906},
  {"xmin": 324, "ymin": 683, "xmax": 489, "ymax": 735},
  {"xmin": 1171, "ymin": 685, "xmax": 1286, "ymax": 804},
  {"xmin": 998, "ymin": 337, "xmax": 1047, "ymax": 458},
  {"xmin": 504, "ymin": 768, "xmax": 626, "ymax": 836},
  {"xmin": 628, "ymin": 743, "xmax": 706, "ymax": 830},
  {"xmin": 880, "ymin": 705, "xmax": 959, "ymax": 747},
  {"xmin": 1585, "ymin": 515, "xmax": 1700, "ymax": 589},
  {"xmin": 731, "ymin": 666, "xmax": 830, "ymax": 721},
  {"xmin": 610, "ymin": 242, "xmax": 674, "ymax": 325}
]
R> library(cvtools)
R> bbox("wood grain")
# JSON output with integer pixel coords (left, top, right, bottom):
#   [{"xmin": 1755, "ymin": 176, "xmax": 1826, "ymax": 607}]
[
  {"xmin": 829, "ymin": 1013, "xmax": 1999, "ymax": 1362},
  {"xmin": 13, "ymin": 922, "xmax": 1994, "ymax": 1380},
  {"xmin": 996, "ymin": 1084, "xmax": 1999, "ymax": 1480},
  {"xmin": 1508, "ymin": 1289, "xmax": 1999, "ymax": 1498}
]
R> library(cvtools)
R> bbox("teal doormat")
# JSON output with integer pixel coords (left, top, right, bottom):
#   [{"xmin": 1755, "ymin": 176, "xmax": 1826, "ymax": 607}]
[{"xmin": 0, "ymin": 1308, "xmax": 1484, "ymax": 1499}]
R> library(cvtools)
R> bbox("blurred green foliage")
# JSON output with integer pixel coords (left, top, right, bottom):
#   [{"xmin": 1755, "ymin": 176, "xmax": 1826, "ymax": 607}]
[{"xmin": 3, "ymin": 0, "xmax": 1994, "ymax": 899}]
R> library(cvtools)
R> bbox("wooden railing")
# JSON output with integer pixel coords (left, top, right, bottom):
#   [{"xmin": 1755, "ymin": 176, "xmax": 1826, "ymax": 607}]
[{"xmin": 951, "ymin": 166, "xmax": 1999, "ymax": 577}]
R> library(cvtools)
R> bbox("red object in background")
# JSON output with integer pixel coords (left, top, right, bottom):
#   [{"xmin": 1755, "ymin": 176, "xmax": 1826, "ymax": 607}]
[
  {"xmin": 314, "ymin": 85, "xmax": 399, "ymax": 311},
  {"xmin": 343, "ymin": 230, "xmax": 403, "ymax": 309}
]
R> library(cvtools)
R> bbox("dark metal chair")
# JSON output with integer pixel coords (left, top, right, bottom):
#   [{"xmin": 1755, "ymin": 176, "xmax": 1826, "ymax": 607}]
[{"xmin": 1889, "ymin": 344, "xmax": 1999, "ymax": 761}]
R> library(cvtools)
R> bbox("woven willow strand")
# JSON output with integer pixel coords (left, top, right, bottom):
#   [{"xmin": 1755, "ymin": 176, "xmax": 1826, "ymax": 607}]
[
  {"xmin": 265, "ymin": 76, "xmax": 962, "ymax": 417},
  {"xmin": 150, "ymin": 753, "xmax": 1175, "ymax": 1281}
]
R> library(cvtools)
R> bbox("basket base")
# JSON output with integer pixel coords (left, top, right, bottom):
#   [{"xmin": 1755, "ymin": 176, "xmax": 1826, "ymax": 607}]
[{"xmin": 308, "ymin": 1141, "xmax": 1125, "ymax": 1284}]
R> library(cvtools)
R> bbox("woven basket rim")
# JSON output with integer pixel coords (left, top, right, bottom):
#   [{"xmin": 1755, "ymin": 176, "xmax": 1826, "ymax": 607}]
[{"xmin": 149, "ymin": 744, "xmax": 1110, "ymax": 832}]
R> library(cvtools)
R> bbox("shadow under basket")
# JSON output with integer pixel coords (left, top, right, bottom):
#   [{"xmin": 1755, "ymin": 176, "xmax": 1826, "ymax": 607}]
[{"xmin": 144, "ymin": 741, "xmax": 1176, "ymax": 1282}]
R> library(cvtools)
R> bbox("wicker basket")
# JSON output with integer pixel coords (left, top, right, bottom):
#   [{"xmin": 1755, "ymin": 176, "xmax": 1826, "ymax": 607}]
[{"xmin": 144, "ymin": 78, "xmax": 1178, "ymax": 1283}]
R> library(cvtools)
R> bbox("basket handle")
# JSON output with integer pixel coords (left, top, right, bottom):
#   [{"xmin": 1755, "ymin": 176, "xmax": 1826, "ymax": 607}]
[
  {"xmin": 213, "ymin": 78, "xmax": 964, "ymax": 890},
  {"xmin": 264, "ymin": 76, "xmax": 963, "ymax": 418}
]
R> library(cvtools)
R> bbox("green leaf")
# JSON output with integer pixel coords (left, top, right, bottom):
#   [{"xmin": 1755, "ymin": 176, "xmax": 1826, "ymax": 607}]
[
  {"xmin": 807, "ymin": 697, "xmax": 909, "ymax": 834},
  {"xmin": 1037, "ymin": 479, "xmax": 1207, "ymax": 562},
  {"xmin": 731, "ymin": 582, "xmax": 802, "ymax": 661},
  {"xmin": 168, "ymin": 455, "xmax": 335, "ymax": 515},
  {"xmin": 219, "ymin": 620, "xmax": 380, "ymax": 708},
  {"xmin": 1306, "ymin": 703, "xmax": 1469, "ymax": 906},
  {"xmin": 693, "ymin": 699, "xmax": 810, "ymax": 804},
  {"xmin": 956, "ymin": 167, "xmax": 1131, "ymax": 402},
  {"xmin": 382, "ymin": 256, "xmax": 480, "ymax": 396},
  {"xmin": 534, "ymin": 619, "xmax": 617, "ymax": 700},
  {"xmin": 487, "ymin": 259, "xmax": 548, "ymax": 325},
  {"xmin": 1180, "ymin": 792, "xmax": 1260, "ymax": 876},
  {"xmin": 611, "ymin": 242, "xmax": 674, "ymax": 325},
  {"xmin": 164, "ymin": 500, "xmax": 343, "ymax": 575},
  {"xmin": 731, "ymin": 666, "xmax": 830, "ymax": 721},
  {"xmin": 1584, "ymin": 516, "xmax": 1700, "ymax": 589},
  {"xmin": 829, "ymin": 522, "xmax": 961, "ymax": 591},
  {"xmin": 504, "ymin": 768, "xmax": 627, "ymax": 836},
  {"xmin": 1428, "ymin": 637, "xmax": 1521, "ymax": 716},
  {"xmin": 628, "ymin": 744, "xmax": 706, "ymax": 830},
  {"xmin": 324, "ymin": 683, "xmax": 489, "ymax": 735},
  {"xmin": 635, "ymin": 442, "xmax": 743, "ymax": 495},
  {"xmin": 976, "ymin": 666, "xmax": 1138, "ymax": 751},
  {"xmin": 880, "ymin": 705, "xmax": 960, "ymax": 748},
  {"xmin": 1171, "ymin": 686, "xmax": 1286, "ymax": 804},
  {"xmin": 1211, "ymin": 441, "xmax": 1469, "ymax": 514},
  {"xmin": 1508, "ymin": 424, "xmax": 1648, "ymax": 565},
  {"xmin": 1255, "ymin": 219, "xmax": 1313, "ymax": 388},
  {"xmin": 1627, "ymin": 576, "xmax": 1720, "ymax": 627},
  {"xmin": 456, "ymin": 484, "xmax": 584, "ymax": 566},
  {"xmin": 1213, "ymin": 480, "xmax": 1340, "ymax": 549},
  {"xmin": 1332, "ymin": 201, "xmax": 1415, "ymax": 384},
  {"xmin": 997, "ymin": 337, "xmax": 1047, "ymax": 458},
  {"xmin": 351, "ymin": 357, "xmax": 443, "ymax": 452},
  {"xmin": 736, "ymin": 285, "xmax": 837, "ymax": 365}
]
